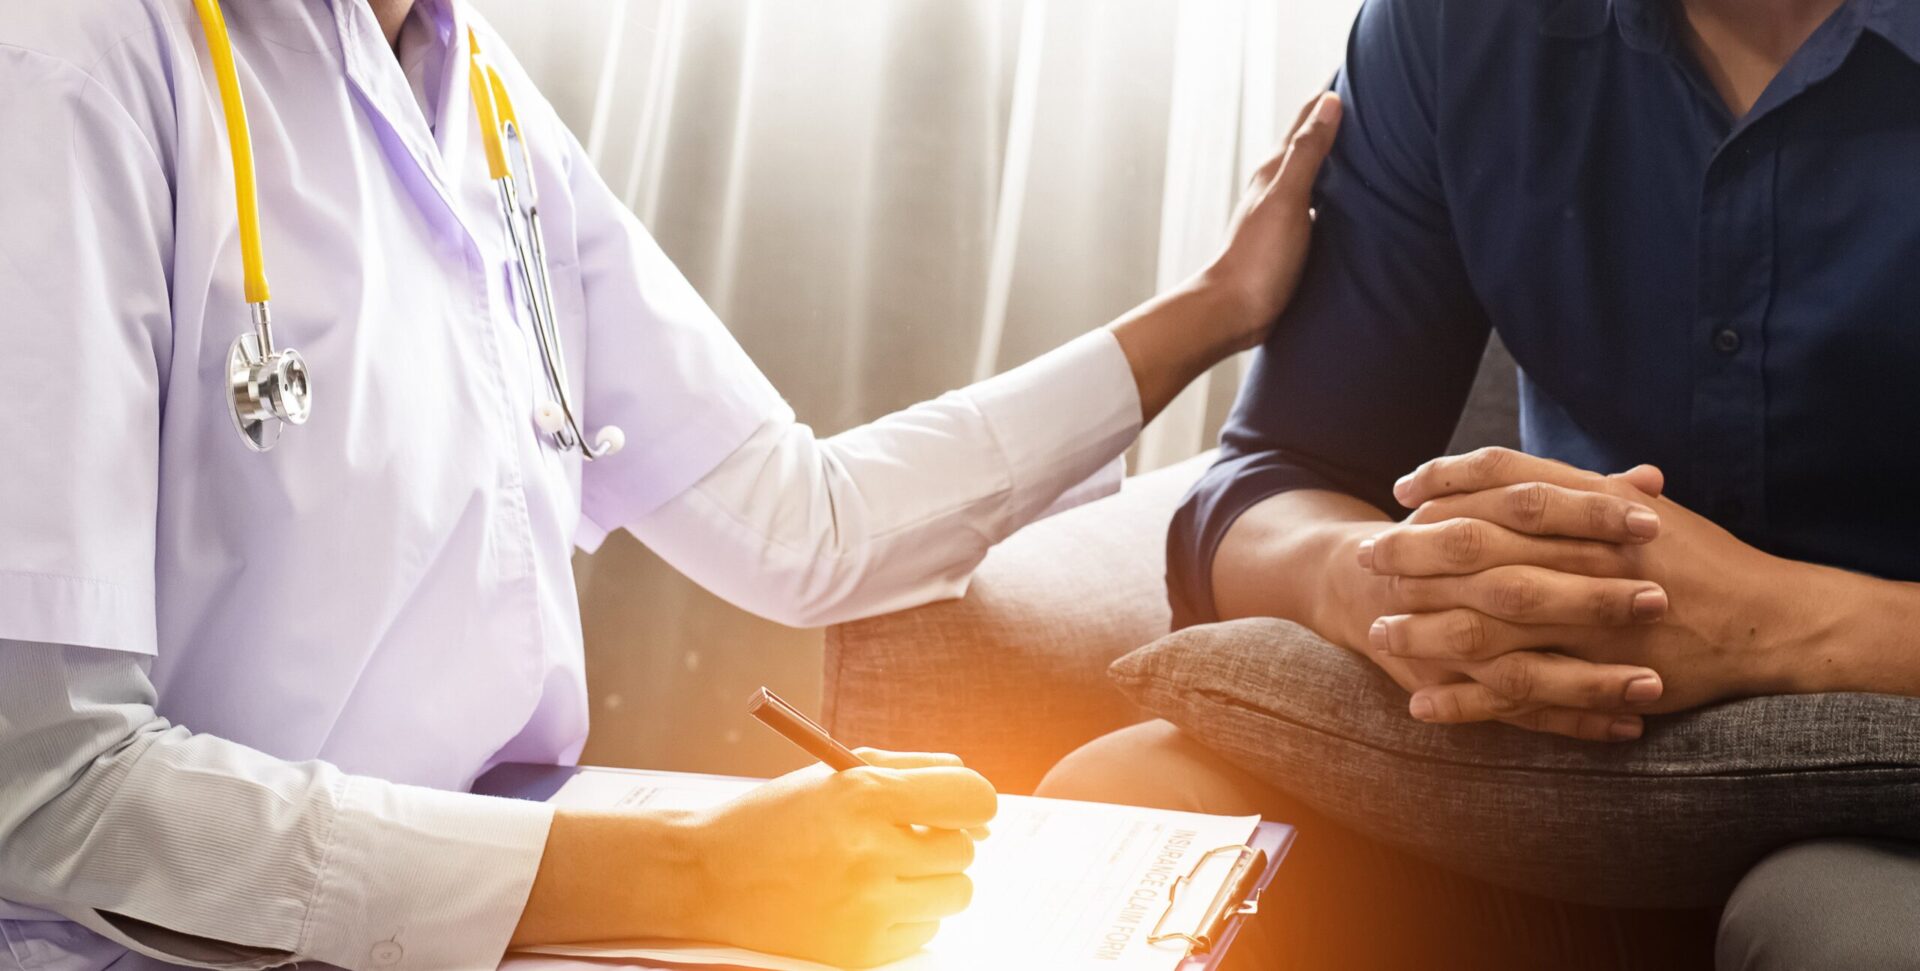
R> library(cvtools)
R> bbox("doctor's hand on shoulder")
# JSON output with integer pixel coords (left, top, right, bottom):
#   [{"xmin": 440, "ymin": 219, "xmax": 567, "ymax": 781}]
[
  {"xmin": 1107, "ymin": 92, "xmax": 1342, "ymax": 421},
  {"xmin": 511, "ymin": 750, "xmax": 995, "ymax": 968},
  {"xmin": 1203, "ymin": 91, "xmax": 1343, "ymax": 348}
]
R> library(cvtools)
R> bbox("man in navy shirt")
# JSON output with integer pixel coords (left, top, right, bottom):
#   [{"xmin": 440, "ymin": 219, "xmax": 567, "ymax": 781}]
[{"xmin": 1043, "ymin": 0, "xmax": 1920, "ymax": 966}]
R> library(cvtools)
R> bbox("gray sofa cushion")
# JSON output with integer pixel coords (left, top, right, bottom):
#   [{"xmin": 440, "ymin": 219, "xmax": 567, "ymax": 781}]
[{"xmin": 1109, "ymin": 618, "xmax": 1920, "ymax": 909}]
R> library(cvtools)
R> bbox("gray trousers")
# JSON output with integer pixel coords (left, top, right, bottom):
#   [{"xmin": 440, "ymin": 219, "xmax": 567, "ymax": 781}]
[
  {"xmin": 1719, "ymin": 838, "xmax": 1920, "ymax": 971},
  {"xmin": 1038, "ymin": 720, "xmax": 1920, "ymax": 971}
]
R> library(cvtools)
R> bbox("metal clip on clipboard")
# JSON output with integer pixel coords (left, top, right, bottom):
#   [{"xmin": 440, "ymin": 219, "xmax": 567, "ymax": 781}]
[{"xmin": 1146, "ymin": 844, "xmax": 1269, "ymax": 958}]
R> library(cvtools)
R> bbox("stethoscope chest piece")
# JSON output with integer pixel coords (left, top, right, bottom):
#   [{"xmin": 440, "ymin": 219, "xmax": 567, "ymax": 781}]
[{"xmin": 227, "ymin": 306, "xmax": 311, "ymax": 452}]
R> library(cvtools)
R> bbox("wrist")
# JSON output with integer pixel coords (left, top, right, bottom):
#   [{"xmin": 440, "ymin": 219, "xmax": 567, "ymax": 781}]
[
  {"xmin": 513, "ymin": 808, "xmax": 707, "ymax": 947},
  {"xmin": 1741, "ymin": 557, "xmax": 1871, "ymax": 696},
  {"xmin": 1310, "ymin": 520, "xmax": 1393, "ymax": 651},
  {"xmin": 1185, "ymin": 267, "xmax": 1272, "ymax": 354},
  {"xmin": 1208, "ymin": 490, "xmax": 1395, "ymax": 640},
  {"xmin": 1754, "ymin": 561, "xmax": 1920, "ymax": 697},
  {"xmin": 1106, "ymin": 282, "xmax": 1253, "ymax": 422}
]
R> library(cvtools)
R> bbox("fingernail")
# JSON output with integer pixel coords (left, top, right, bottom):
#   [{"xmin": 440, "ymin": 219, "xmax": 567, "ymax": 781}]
[
  {"xmin": 1609, "ymin": 717, "xmax": 1643, "ymax": 741},
  {"xmin": 1369, "ymin": 618, "xmax": 1391, "ymax": 652},
  {"xmin": 1393, "ymin": 475, "xmax": 1415, "ymax": 505},
  {"xmin": 1357, "ymin": 539, "xmax": 1376, "ymax": 570},
  {"xmin": 1631, "ymin": 588, "xmax": 1668, "ymax": 622},
  {"xmin": 1625, "ymin": 507, "xmax": 1660, "ymax": 540},
  {"xmin": 1409, "ymin": 695, "xmax": 1435, "ymax": 721},
  {"xmin": 1623, "ymin": 675, "xmax": 1663, "ymax": 705}
]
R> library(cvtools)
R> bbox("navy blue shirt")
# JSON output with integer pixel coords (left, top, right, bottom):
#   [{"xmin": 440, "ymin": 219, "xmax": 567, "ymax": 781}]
[{"xmin": 1169, "ymin": 0, "xmax": 1920, "ymax": 626}]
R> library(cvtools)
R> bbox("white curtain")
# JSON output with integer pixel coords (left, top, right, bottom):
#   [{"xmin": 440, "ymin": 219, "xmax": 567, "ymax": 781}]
[{"xmin": 474, "ymin": 0, "xmax": 1362, "ymax": 775}]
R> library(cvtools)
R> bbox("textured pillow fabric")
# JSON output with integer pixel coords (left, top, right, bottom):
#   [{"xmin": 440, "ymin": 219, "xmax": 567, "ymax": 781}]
[{"xmin": 1109, "ymin": 618, "xmax": 1920, "ymax": 909}]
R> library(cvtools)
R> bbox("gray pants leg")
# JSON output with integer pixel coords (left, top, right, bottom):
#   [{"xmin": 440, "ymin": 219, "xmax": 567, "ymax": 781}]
[{"xmin": 1718, "ymin": 838, "xmax": 1920, "ymax": 971}]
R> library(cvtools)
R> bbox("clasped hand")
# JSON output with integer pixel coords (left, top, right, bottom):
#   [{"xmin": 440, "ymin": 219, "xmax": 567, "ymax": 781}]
[{"xmin": 1352, "ymin": 448, "xmax": 1797, "ymax": 741}]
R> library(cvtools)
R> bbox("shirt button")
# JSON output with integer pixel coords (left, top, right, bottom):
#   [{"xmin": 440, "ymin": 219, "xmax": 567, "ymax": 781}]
[
  {"xmin": 369, "ymin": 941, "xmax": 404, "ymax": 966},
  {"xmin": 1713, "ymin": 328, "xmax": 1741, "ymax": 354}
]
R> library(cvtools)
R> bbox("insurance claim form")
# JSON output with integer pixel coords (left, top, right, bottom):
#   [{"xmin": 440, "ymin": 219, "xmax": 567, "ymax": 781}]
[{"xmin": 508, "ymin": 767, "xmax": 1261, "ymax": 971}]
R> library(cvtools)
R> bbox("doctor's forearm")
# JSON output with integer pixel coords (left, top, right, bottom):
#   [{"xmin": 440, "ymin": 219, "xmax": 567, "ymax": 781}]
[
  {"xmin": 1106, "ymin": 280, "xmax": 1261, "ymax": 424},
  {"xmin": 512, "ymin": 809, "xmax": 703, "ymax": 947}
]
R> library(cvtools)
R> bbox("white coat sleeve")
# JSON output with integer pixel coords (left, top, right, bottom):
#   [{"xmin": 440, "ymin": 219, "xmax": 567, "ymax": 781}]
[
  {"xmin": 630, "ymin": 330, "xmax": 1143, "ymax": 629},
  {"xmin": 560, "ymin": 125, "xmax": 788, "ymax": 539},
  {"xmin": 0, "ymin": 641, "xmax": 553, "ymax": 971},
  {"xmin": 0, "ymin": 46, "xmax": 170, "ymax": 653}
]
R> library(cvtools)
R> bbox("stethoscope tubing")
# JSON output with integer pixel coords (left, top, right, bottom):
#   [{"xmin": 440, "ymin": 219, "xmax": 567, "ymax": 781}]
[
  {"xmin": 194, "ymin": 0, "xmax": 623, "ymax": 458},
  {"xmin": 495, "ymin": 168, "xmax": 591, "ymax": 456}
]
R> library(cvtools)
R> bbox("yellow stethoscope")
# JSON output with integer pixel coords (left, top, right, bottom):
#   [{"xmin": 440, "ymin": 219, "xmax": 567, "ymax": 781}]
[{"xmin": 191, "ymin": 0, "xmax": 623, "ymax": 458}]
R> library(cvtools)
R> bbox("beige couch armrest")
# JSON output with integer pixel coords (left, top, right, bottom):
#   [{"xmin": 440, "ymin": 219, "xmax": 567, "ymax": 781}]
[{"xmin": 821, "ymin": 454, "xmax": 1211, "ymax": 794}]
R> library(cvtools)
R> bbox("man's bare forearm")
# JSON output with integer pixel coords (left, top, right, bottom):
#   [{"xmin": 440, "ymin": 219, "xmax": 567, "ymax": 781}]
[
  {"xmin": 1211, "ymin": 489, "xmax": 1392, "ymax": 648},
  {"xmin": 1767, "ymin": 562, "xmax": 1920, "ymax": 698}
]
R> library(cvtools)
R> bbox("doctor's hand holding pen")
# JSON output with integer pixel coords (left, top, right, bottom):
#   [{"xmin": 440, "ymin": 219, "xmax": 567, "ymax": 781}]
[
  {"xmin": 511, "ymin": 751, "xmax": 995, "ymax": 969},
  {"xmin": 503, "ymin": 92, "xmax": 1341, "ymax": 970}
]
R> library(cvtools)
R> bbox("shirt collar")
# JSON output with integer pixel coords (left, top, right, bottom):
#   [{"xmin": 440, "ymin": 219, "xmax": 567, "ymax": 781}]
[
  {"xmin": 1540, "ymin": 0, "xmax": 1668, "ymax": 52},
  {"xmin": 1542, "ymin": 0, "xmax": 1920, "ymax": 63},
  {"xmin": 1863, "ymin": 0, "xmax": 1920, "ymax": 64}
]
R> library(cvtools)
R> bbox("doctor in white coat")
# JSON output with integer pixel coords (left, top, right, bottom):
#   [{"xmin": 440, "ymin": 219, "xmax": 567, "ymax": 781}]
[{"xmin": 0, "ymin": 1, "xmax": 1340, "ymax": 968}]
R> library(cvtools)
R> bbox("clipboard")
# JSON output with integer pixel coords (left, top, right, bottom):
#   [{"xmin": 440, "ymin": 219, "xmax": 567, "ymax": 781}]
[{"xmin": 475, "ymin": 763, "xmax": 1293, "ymax": 971}]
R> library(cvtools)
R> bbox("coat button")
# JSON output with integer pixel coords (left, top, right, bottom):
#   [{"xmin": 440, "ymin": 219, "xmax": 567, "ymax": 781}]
[
  {"xmin": 1714, "ymin": 328, "xmax": 1741, "ymax": 354},
  {"xmin": 370, "ymin": 941, "xmax": 404, "ymax": 966}
]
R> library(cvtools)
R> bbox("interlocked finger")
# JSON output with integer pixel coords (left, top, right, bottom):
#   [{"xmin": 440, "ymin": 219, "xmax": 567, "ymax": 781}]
[
  {"xmin": 1362, "ymin": 518, "xmax": 1636, "ymax": 579},
  {"xmin": 1406, "ymin": 481, "xmax": 1661, "ymax": 544},
  {"xmin": 1405, "ymin": 652, "xmax": 1663, "ymax": 738},
  {"xmin": 1382, "ymin": 566, "xmax": 1667, "ymax": 626},
  {"xmin": 1369, "ymin": 608, "xmax": 1547, "ymax": 662},
  {"xmin": 1395, "ymin": 447, "xmax": 1653, "ymax": 508},
  {"xmin": 1502, "ymin": 708, "xmax": 1645, "ymax": 743}
]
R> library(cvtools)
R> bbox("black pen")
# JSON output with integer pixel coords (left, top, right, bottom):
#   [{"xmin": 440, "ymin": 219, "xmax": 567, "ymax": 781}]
[
  {"xmin": 748, "ymin": 686, "xmax": 990, "ymax": 840},
  {"xmin": 747, "ymin": 686, "xmax": 869, "ymax": 770}
]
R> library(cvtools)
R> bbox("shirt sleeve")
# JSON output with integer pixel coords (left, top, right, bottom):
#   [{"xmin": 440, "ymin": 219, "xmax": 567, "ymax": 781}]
[
  {"xmin": 560, "ymin": 125, "xmax": 789, "ymax": 540},
  {"xmin": 631, "ymin": 330, "xmax": 1142, "ymax": 629},
  {"xmin": 0, "ymin": 47, "xmax": 171, "ymax": 654},
  {"xmin": 0, "ymin": 641, "xmax": 553, "ymax": 971},
  {"xmin": 1165, "ymin": 0, "xmax": 1494, "ymax": 627}
]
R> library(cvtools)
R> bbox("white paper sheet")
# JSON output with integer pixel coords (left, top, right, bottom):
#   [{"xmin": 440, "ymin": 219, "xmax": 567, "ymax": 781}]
[{"xmin": 515, "ymin": 768, "xmax": 1260, "ymax": 971}]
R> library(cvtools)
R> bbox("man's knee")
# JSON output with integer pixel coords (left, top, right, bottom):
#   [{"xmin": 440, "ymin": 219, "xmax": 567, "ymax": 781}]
[
  {"xmin": 1718, "ymin": 839, "xmax": 1920, "ymax": 971},
  {"xmin": 1036, "ymin": 719, "xmax": 1272, "ymax": 815}
]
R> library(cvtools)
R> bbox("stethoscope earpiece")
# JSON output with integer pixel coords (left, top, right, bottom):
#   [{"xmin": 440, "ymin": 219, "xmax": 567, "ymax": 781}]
[{"xmin": 591, "ymin": 426, "xmax": 625, "ymax": 458}]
